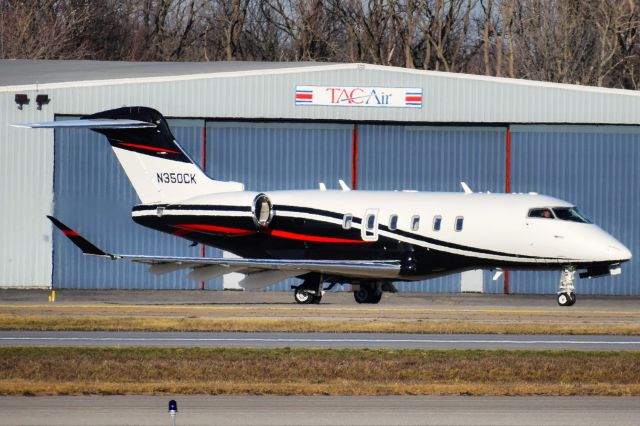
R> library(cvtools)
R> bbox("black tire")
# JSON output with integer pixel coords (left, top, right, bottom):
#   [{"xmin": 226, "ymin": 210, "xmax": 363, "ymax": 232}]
[
  {"xmin": 294, "ymin": 288, "xmax": 313, "ymax": 304},
  {"xmin": 354, "ymin": 287, "xmax": 370, "ymax": 304},
  {"xmin": 557, "ymin": 292, "xmax": 571, "ymax": 306},
  {"xmin": 312, "ymin": 295, "xmax": 322, "ymax": 304},
  {"xmin": 567, "ymin": 292, "xmax": 576, "ymax": 306},
  {"xmin": 367, "ymin": 290, "xmax": 382, "ymax": 304}
]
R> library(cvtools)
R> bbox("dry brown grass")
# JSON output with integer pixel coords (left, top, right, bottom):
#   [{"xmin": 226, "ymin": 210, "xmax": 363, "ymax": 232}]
[
  {"xmin": 1, "ymin": 347, "xmax": 639, "ymax": 396},
  {"xmin": 1, "ymin": 314, "xmax": 639, "ymax": 335}
]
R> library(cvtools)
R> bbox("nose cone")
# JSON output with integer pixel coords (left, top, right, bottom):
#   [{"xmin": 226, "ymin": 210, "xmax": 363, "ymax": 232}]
[
  {"xmin": 581, "ymin": 226, "xmax": 632, "ymax": 264},
  {"xmin": 607, "ymin": 242, "xmax": 632, "ymax": 263}
]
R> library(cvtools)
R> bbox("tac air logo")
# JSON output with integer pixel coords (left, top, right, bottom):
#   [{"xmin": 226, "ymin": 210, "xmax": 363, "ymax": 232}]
[{"xmin": 295, "ymin": 85, "xmax": 422, "ymax": 108}]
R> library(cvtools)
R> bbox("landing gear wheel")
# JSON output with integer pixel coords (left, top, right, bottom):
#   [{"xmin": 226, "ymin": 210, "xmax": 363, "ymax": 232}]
[
  {"xmin": 294, "ymin": 288, "xmax": 313, "ymax": 304},
  {"xmin": 354, "ymin": 287, "xmax": 371, "ymax": 304},
  {"xmin": 354, "ymin": 286, "xmax": 383, "ymax": 304},
  {"xmin": 557, "ymin": 267, "xmax": 577, "ymax": 307},
  {"xmin": 557, "ymin": 292, "xmax": 573, "ymax": 307},
  {"xmin": 312, "ymin": 295, "xmax": 322, "ymax": 304},
  {"xmin": 367, "ymin": 290, "xmax": 382, "ymax": 304}
]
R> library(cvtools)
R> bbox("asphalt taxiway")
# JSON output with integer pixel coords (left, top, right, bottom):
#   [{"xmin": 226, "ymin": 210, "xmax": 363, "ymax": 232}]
[
  {"xmin": 1, "ymin": 395, "xmax": 640, "ymax": 426},
  {"xmin": 2, "ymin": 330, "xmax": 640, "ymax": 350}
]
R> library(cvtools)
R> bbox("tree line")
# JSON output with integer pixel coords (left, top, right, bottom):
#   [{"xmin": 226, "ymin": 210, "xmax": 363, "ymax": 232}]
[{"xmin": 1, "ymin": 0, "xmax": 638, "ymax": 89}]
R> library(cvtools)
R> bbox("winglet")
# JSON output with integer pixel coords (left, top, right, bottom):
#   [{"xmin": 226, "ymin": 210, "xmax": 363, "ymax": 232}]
[{"xmin": 47, "ymin": 216, "xmax": 111, "ymax": 257}]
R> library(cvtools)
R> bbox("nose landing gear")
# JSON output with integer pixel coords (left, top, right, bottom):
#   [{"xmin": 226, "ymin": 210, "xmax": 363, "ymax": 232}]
[{"xmin": 557, "ymin": 266, "xmax": 576, "ymax": 307}]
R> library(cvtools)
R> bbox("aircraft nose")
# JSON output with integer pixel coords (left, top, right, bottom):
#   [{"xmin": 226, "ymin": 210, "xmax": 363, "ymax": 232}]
[{"xmin": 606, "ymin": 243, "xmax": 632, "ymax": 262}]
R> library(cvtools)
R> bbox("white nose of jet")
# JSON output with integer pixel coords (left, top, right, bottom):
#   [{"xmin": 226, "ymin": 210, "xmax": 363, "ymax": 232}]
[{"xmin": 607, "ymin": 243, "xmax": 632, "ymax": 262}]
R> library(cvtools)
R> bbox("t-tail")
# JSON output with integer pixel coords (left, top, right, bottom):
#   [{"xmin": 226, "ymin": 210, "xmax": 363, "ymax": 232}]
[{"xmin": 13, "ymin": 107, "xmax": 244, "ymax": 204}]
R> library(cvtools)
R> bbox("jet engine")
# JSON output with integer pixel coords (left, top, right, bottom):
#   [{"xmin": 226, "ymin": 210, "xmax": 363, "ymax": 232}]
[{"xmin": 252, "ymin": 193, "xmax": 273, "ymax": 228}]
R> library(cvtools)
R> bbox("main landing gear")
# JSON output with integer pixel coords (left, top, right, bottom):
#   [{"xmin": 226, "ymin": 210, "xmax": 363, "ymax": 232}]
[
  {"xmin": 557, "ymin": 266, "xmax": 576, "ymax": 307},
  {"xmin": 353, "ymin": 282, "xmax": 383, "ymax": 304}
]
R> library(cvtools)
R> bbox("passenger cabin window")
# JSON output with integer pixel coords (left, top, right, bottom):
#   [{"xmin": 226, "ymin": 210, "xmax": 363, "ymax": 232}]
[
  {"xmin": 389, "ymin": 214, "xmax": 398, "ymax": 231},
  {"xmin": 433, "ymin": 215, "xmax": 442, "ymax": 231},
  {"xmin": 411, "ymin": 215, "xmax": 420, "ymax": 231},
  {"xmin": 455, "ymin": 216, "xmax": 464, "ymax": 232},
  {"xmin": 366, "ymin": 214, "xmax": 376, "ymax": 230},
  {"xmin": 342, "ymin": 214, "xmax": 353, "ymax": 230},
  {"xmin": 527, "ymin": 208, "xmax": 554, "ymax": 219},
  {"xmin": 552, "ymin": 207, "xmax": 591, "ymax": 224}
]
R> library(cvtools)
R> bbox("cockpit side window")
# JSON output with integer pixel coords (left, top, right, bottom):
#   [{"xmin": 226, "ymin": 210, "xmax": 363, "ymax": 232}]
[
  {"xmin": 527, "ymin": 208, "xmax": 554, "ymax": 219},
  {"xmin": 552, "ymin": 207, "xmax": 591, "ymax": 224}
]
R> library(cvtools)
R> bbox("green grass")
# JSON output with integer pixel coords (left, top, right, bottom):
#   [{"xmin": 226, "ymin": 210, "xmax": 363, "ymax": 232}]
[{"xmin": 1, "ymin": 347, "xmax": 639, "ymax": 396}]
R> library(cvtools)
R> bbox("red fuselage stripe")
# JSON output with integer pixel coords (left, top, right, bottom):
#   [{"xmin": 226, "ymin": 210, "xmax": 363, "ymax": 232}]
[
  {"xmin": 118, "ymin": 142, "xmax": 180, "ymax": 154},
  {"xmin": 175, "ymin": 224, "xmax": 256, "ymax": 235},
  {"xmin": 172, "ymin": 229, "xmax": 190, "ymax": 237},
  {"xmin": 266, "ymin": 229, "xmax": 368, "ymax": 244},
  {"xmin": 173, "ymin": 223, "xmax": 367, "ymax": 244}
]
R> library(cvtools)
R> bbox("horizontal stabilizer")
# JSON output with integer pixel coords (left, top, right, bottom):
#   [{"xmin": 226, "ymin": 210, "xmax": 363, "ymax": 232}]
[
  {"xmin": 47, "ymin": 216, "xmax": 110, "ymax": 257},
  {"xmin": 12, "ymin": 119, "xmax": 156, "ymax": 129}
]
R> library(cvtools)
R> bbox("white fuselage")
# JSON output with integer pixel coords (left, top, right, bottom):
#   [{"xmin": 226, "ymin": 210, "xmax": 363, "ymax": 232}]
[{"xmin": 133, "ymin": 189, "xmax": 632, "ymax": 281}]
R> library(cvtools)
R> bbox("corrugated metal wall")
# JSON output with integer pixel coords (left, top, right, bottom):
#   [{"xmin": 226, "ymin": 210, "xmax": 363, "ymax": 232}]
[
  {"xmin": 508, "ymin": 125, "xmax": 640, "ymax": 295},
  {"xmin": 0, "ymin": 93, "xmax": 54, "ymax": 287},
  {"xmin": 52, "ymin": 119, "xmax": 210, "ymax": 289},
  {"xmin": 358, "ymin": 125, "xmax": 507, "ymax": 292},
  {"xmin": 205, "ymin": 121, "xmax": 353, "ymax": 291}
]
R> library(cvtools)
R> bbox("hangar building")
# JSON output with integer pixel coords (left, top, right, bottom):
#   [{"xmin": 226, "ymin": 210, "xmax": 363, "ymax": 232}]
[{"xmin": 1, "ymin": 60, "xmax": 638, "ymax": 294}]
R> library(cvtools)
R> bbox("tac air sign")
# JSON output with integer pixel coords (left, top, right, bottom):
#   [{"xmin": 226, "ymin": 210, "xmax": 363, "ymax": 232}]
[{"xmin": 295, "ymin": 86, "xmax": 422, "ymax": 108}]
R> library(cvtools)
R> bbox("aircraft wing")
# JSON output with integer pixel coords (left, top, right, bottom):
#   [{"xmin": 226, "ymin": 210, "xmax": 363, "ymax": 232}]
[{"xmin": 48, "ymin": 216, "xmax": 400, "ymax": 288}]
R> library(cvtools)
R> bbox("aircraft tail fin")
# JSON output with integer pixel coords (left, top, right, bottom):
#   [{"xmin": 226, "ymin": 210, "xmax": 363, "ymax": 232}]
[{"xmin": 15, "ymin": 107, "xmax": 244, "ymax": 204}]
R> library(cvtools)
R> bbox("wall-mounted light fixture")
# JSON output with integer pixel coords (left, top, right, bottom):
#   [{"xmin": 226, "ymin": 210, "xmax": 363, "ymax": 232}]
[
  {"xmin": 15, "ymin": 94, "xmax": 29, "ymax": 110},
  {"xmin": 36, "ymin": 94, "xmax": 50, "ymax": 110}
]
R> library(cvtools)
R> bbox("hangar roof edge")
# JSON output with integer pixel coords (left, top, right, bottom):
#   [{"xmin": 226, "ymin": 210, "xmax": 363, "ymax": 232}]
[{"xmin": 1, "ymin": 60, "xmax": 639, "ymax": 98}]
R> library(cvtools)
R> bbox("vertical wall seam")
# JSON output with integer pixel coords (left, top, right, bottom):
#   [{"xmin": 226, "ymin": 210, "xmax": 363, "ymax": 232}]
[
  {"xmin": 504, "ymin": 126, "xmax": 511, "ymax": 295},
  {"xmin": 200, "ymin": 124, "xmax": 207, "ymax": 290},
  {"xmin": 351, "ymin": 123, "xmax": 359, "ymax": 190}
]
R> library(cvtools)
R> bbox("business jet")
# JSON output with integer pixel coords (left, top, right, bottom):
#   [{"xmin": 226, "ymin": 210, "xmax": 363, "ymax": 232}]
[{"xmin": 15, "ymin": 107, "xmax": 632, "ymax": 306}]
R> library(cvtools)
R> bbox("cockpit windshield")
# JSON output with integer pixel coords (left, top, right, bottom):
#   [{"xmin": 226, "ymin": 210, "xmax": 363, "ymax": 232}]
[
  {"xmin": 552, "ymin": 207, "xmax": 591, "ymax": 224},
  {"xmin": 527, "ymin": 207, "xmax": 591, "ymax": 223},
  {"xmin": 527, "ymin": 208, "xmax": 554, "ymax": 219}
]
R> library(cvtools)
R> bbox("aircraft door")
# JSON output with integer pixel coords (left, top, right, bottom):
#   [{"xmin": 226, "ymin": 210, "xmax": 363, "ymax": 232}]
[{"xmin": 361, "ymin": 208, "xmax": 379, "ymax": 242}]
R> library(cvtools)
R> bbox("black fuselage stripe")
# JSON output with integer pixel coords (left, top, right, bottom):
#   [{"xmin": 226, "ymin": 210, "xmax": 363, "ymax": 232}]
[
  {"xmin": 133, "ymin": 205, "xmax": 251, "ymax": 212},
  {"xmin": 275, "ymin": 205, "xmax": 545, "ymax": 260},
  {"xmin": 134, "ymin": 204, "xmax": 552, "ymax": 261}
]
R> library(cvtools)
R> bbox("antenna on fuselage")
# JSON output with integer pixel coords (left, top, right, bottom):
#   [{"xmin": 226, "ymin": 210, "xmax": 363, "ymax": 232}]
[
  {"xmin": 460, "ymin": 182, "xmax": 473, "ymax": 194},
  {"xmin": 338, "ymin": 179, "xmax": 351, "ymax": 191},
  {"xmin": 318, "ymin": 182, "xmax": 327, "ymax": 191}
]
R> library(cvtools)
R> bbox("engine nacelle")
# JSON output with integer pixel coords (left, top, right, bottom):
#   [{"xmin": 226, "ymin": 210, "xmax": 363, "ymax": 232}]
[{"xmin": 252, "ymin": 193, "xmax": 274, "ymax": 228}]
